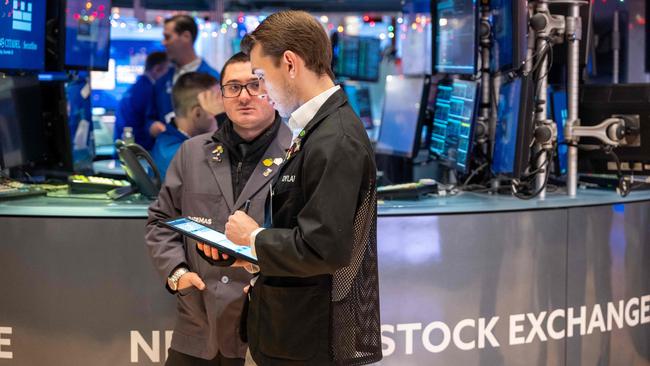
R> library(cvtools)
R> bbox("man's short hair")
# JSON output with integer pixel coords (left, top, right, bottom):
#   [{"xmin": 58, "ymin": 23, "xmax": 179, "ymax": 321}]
[
  {"xmin": 144, "ymin": 51, "xmax": 168, "ymax": 72},
  {"xmin": 172, "ymin": 72, "xmax": 218, "ymax": 117},
  {"xmin": 165, "ymin": 15, "xmax": 198, "ymax": 43},
  {"xmin": 219, "ymin": 52, "xmax": 251, "ymax": 86},
  {"xmin": 240, "ymin": 10, "xmax": 334, "ymax": 80}
]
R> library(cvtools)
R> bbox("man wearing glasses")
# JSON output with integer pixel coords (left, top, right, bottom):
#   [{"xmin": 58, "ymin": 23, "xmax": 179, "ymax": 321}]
[{"xmin": 146, "ymin": 52, "xmax": 291, "ymax": 366}]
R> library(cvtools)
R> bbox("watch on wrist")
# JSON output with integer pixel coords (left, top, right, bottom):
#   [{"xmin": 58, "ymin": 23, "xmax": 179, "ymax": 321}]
[{"xmin": 167, "ymin": 267, "xmax": 189, "ymax": 291}]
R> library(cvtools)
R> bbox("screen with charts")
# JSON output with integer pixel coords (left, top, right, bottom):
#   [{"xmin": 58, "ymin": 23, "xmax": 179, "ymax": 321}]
[
  {"xmin": 435, "ymin": 0, "xmax": 477, "ymax": 75},
  {"xmin": 375, "ymin": 75, "xmax": 428, "ymax": 158},
  {"xmin": 0, "ymin": 0, "xmax": 46, "ymax": 71},
  {"xmin": 430, "ymin": 79, "xmax": 478, "ymax": 173},
  {"xmin": 64, "ymin": 0, "xmax": 111, "ymax": 70},
  {"xmin": 334, "ymin": 35, "xmax": 381, "ymax": 81}
]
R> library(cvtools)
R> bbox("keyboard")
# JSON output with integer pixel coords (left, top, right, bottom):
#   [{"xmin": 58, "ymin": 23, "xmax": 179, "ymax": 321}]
[
  {"xmin": 0, "ymin": 179, "xmax": 47, "ymax": 200},
  {"xmin": 377, "ymin": 180, "xmax": 439, "ymax": 200},
  {"xmin": 68, "ymin": 174, "xmax": 131, "ymax": 194}
]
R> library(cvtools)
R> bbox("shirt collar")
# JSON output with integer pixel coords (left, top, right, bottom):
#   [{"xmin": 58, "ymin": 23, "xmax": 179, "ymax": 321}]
[
  {"xmin": 288, "ymin": 85, "xmax": 340, "ymax": 133},
  {"xmin": 173, "ymin": 58, "xmax": 202, "ymax": 84}
]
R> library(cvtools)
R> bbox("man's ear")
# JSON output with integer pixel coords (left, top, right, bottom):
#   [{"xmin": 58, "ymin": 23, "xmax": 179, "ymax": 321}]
[{"xmin": 283, "ymin": 51, "xmax": 298, "ymax": 79}]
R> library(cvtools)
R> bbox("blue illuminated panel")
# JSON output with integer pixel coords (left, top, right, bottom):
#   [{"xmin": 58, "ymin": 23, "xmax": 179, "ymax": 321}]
[
  {"xmin": 430, "ymin": 79, "xmax": 478, "ymax": 172},
  {"xmin": 0, "ymin": 0, "xmax": 46, "ymax": 71},
  {"xmin": 492, "ymin": 78, "xmax": 522, "ymax": 174}
]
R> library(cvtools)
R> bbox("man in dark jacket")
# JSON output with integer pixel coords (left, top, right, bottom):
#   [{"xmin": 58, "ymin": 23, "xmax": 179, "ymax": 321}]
[
  {"xmin": 145, "ymin": 52, "xmax": 291, "ymax": 366},
  {"xmin": 209, "ymin": 10, "xmax": 382, "ymax": 366},
  {"xmin": 114, "ymin": 51, "xmax": 169, "ymax": 150}
]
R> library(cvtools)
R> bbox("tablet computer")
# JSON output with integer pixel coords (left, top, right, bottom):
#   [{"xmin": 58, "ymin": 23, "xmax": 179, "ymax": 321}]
[{"xmin": 161, "ymin": 217, "xmax": 258, "ymax": 265}]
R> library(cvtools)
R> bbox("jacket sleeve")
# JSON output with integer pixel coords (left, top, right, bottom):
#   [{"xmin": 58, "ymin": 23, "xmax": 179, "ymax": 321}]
[
  {"xmin": 254, "ymin": 129, "xmax": 371, "ymax": 277},
  {"xmin": 145, "ymin": 141, "xmax": 188, "ymax": 284}
]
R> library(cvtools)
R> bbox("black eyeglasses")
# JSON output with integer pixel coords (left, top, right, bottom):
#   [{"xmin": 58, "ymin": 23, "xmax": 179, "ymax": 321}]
[{"xmin": 221, "ymin": 80, "xmax": 262, "ymax": 98}]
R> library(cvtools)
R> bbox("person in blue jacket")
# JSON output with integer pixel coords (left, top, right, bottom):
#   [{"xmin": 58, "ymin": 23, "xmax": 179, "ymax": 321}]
[
  {"xmin": 147, "ymin": 14, "xmax": 221, "ymax": 138},
  {"xmin": 113, "ymin": 51, "xmax": 169, "ymax": 150},
  {"xmin": 151, "ymin": 72, "xmax": 221, "ymax": 179}
]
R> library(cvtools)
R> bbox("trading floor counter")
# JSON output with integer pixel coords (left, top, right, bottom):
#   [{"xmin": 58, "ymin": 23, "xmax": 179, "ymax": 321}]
[{"xmin": 0, "ymin": 190, "xmax": 648, "ymax": 365}]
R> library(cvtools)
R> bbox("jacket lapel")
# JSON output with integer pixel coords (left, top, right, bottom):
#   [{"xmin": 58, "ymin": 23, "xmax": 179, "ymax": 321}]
[
  {"xmin": 233, "ymin": 122, "xmax": 293, "ymax": 210},
  {"xmin": 203, "ymin": 141, "xmax": 235, "ymax": 211}
]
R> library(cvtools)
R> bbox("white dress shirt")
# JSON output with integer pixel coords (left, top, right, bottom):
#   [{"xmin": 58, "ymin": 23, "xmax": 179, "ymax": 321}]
[{"xmin": 172, "ymin": 57, "xmax": 202, "ymax": 84}]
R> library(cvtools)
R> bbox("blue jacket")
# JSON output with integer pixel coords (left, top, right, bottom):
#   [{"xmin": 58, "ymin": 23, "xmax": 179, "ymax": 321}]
[
  {"xmin": 151, "ymin": 124, "xmax": 188, "ymax": 180},
  {"xmin": 114, "ymin": 75, "xmax": 155, "ymax": 150},
  {"xmin": 146, "ymin": 59, "xmax": 220, "ymax": 132}
]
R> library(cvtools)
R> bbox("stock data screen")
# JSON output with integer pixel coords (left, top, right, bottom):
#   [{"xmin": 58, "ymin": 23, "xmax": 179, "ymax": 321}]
[
  {"xmin": 334, "ymin": 35, "xmax": 381, "ymax": 81},
  {"xmin": 0, "ymin": 0, "xmax": 46, "ymax": 71},
  {"xmin": 430, "ymin": 79, "xmax": 477, "ymax": 173},
  {"xmin": 435, "ymin": 0, "xmax": 477, "ymax": 75}
]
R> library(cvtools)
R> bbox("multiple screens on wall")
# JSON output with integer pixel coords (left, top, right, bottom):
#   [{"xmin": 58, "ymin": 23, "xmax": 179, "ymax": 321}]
[
  {"xmin": 376, "ymin": 75, "xmax": 486, "ymax": 175},
  {"xmin": 0, "ymin": 0, "xmax": 111, "ymax": 73}
]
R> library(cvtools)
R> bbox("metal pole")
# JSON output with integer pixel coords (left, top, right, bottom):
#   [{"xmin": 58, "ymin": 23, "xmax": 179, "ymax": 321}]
[
  {"xmin": 566, "ymin": 3, "xmax": 582, "ymax": 197},
  {"xmin": 533, "ymin": 1, "xmax": 551, "ymax": 199},
  {"xmin": 612, "ymin": 11, "xmax": 620, "ymax": 84}
]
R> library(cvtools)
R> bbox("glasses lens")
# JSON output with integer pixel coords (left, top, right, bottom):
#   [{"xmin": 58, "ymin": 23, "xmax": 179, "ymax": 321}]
[
  {"xmin": 223, "ymin": 84, "xmax": 242, "ymax": 98},
  {"xmin": 246, "ymin": 81, "xmax": 261, "ymax": 96}
]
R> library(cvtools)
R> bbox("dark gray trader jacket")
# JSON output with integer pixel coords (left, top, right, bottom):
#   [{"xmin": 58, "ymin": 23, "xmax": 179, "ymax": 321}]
[{"xmin": 145, "ymin": 121, "xmax": 291, "ymax": 360}]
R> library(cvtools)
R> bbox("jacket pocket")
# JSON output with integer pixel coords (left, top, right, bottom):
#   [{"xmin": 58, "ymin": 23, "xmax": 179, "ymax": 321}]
[{"xmin": 257, "ymin": 283, "xmax": 329, "ymax": 360}]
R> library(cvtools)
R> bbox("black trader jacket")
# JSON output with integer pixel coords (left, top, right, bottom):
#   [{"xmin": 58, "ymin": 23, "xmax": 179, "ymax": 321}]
[{"xmin": 245, "ymin": 89, "xmax": 382, "ymax": 366}]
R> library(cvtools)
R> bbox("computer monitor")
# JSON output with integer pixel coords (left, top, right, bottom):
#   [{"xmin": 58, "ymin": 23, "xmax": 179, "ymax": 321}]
[
  {"xmin": 64, "ymin": 0, "xmax": 111, "ymax": 71},
  {"xmin": 333, "ymin": 35, "xmax": 381, "ymax": 82},
  {"xmin": 578, "ymin": 83, "xmax": 650, "ymax": 175},
  {"xmin": 549, "ymin": 87, "xmax": 568, "ymax": 175},
  {"xmin": 491, "ymin": 75, "xmax": 535, "ymax": 178},
  {"xmin": 434, "ymin": 0, "xmax": 478, "ymax": 75},
  {"xmin": 90, "ymin": 39, "xmax": 164, "ymax": 111},
  {"xmin": 0, "ymin": 76, "xmax": 47, "ymax": 169},
  {"xmin": 343, "ymin": 84, "xmax": 374, "ymax": 129},
  {"xmin": 375, "ymin": 75, "xmax": 431, "ymax": 158},
  {"xmin": 429, "ymin": 78, "xmax": 479, "ymax": 173},
  {"xmin": 0, "ymin": 0, "xmax": 46, "ymax": 72},
  {"xmin": 489, "ymin": 0, "xmax": 528, "ymax": 73}
]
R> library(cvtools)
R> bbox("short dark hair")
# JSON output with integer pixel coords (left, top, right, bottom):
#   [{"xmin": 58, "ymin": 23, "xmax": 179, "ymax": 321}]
[
  {"xmin": 165, "ymin": 15, "xmax": 198, "ymax": 43},
  {"xmin": 240, "ymin": 11, "xmax": 334, "ymax": 80},
  {"xmin": 144, "ymin": 51, "xmax": 168, "ymax": 72},
  {"xmin": 172, "ymin": 72, "xmax": 218, "ymax": 117},
  {"xmin": 219, "ymin": 52, "xmax": 251, "ymax": 86}
]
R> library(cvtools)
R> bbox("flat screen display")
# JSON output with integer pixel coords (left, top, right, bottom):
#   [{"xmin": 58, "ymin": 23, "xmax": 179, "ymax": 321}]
[
  {"xmin": 375, "ymin": 75, "xmax": 427, "ymax": 158},
  {"xmin": 64, "ymin": 0, "xmax": 111, "ymax": 70},
  {"xmin": 492, "ymin": 78, "xmax": 522, "ymax": 174},
  {"xmin": 0, "ymin": 0, "xmax": 46, "ymax": 72},
  {"xmin": 435, "ymin": 0, "xmax": 477, "ymax": 75},
  {"xmin": 430, "ymin": 79, "xmax": 478, "ymax": 173},
  {"xmin": 334, "ymin": 35, "xmax": 381, "ymax": 82}
]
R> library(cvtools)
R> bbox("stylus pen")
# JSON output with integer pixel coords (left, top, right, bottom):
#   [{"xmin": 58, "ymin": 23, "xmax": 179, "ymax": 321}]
[{"xmin": 242, "ymin": 199, "xmax": 251, "ymax": 214}]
